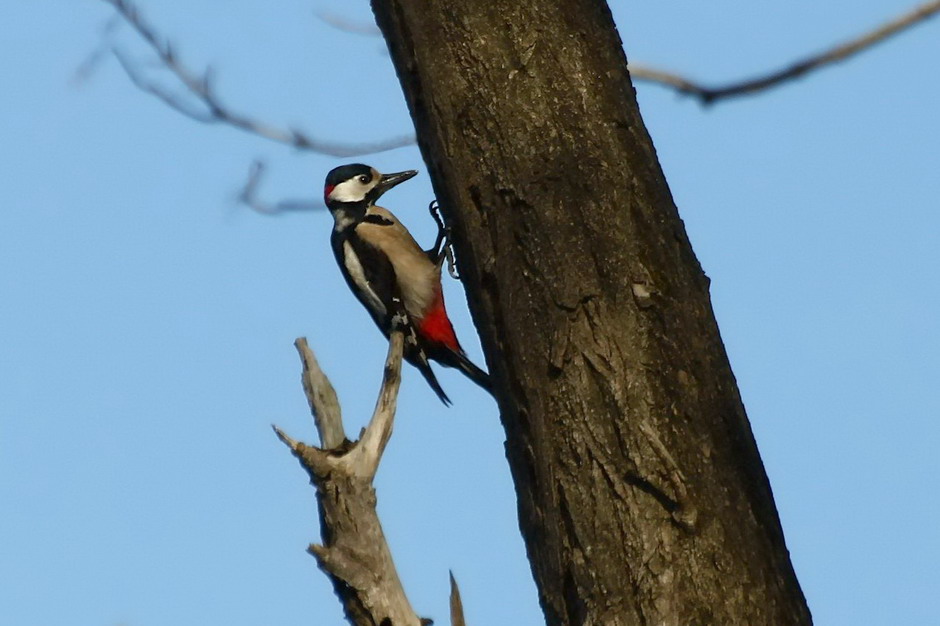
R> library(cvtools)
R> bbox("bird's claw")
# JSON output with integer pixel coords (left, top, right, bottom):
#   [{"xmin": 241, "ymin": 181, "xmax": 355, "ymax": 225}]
[{"xmin": 428, "ymin": 200, "xmax": 461, "ymax": 281}]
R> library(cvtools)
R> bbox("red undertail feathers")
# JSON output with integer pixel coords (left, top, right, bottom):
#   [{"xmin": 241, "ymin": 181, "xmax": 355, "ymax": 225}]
[{"xmin": 417, "ymin": 289, "xmax": 460, "ymax": 353}]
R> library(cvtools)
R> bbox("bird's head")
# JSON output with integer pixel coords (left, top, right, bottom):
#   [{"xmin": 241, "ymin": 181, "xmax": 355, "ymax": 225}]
[{"xmin": 324, "ymin": 164, "xmax": 417, "ymax": 209}]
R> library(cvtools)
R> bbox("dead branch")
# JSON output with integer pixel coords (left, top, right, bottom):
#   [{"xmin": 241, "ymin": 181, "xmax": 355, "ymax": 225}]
[
  {"xmin": 102, "ymin": 0, "xmax": 415, "ymax": 156},
  {"xmin": 293, "ymin": 336, "xmax": 344, "ymax": 448},
  {"xmin": 352, "ymin": 314, "xmax": 406, "ymax": 476},
  {"xmin": 273, "ymin": 325, "xmax": 429, "ymax": 625},
  {"xmin": 629, "ymin": 0, "xmax": 940, "ymax": 104},
  {"xmin": 450, "ymin": 572, "xmax": 467, "ymax": 626}
]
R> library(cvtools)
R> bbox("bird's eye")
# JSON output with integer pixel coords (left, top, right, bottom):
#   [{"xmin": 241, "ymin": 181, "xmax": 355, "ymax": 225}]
[{"xmin": 358, "ymin": 175, "xmax": 370, "ymax": 184}]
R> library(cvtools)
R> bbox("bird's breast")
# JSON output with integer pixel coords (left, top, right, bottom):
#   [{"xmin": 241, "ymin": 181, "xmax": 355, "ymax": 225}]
[{"xmin": 357, "ymin": 211, "xmax": 439, "ymax": 319}]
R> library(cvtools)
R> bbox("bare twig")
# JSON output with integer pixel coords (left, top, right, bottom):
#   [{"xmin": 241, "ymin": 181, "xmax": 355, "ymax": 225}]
[
  {"xmin": 272, "ymin": 424, "xmax": 333, "ymax": 476},
  {"xmin": 238, "ymin": 161, "xmax": 323, "ymax": 215},
  {"xmin": 271, "ymin": 424, "xmax": 300, "ymax": 451},
  {"xmin": 315, "ymin": 9, "xmax": 382, "ymax": 37},
  {"xmin": 629, "ymin": 0, "xmax": 940, "ymax": 104},
  {"xmin": 71, "ymin": 14, "xmax": 122, "ymax": 87},
  {"xmin": 111, "ymin": 48, "xmax": 215, "ymax": 121},
  {"xmin": 102, "ymin": 0, "xmax": 415, "ymax": 156}
]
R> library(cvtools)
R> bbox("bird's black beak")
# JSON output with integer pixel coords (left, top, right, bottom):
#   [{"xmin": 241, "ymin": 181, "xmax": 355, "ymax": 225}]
[{"xmin": 374, "ymin": 170, "xmax": 418, "ymax": 198}]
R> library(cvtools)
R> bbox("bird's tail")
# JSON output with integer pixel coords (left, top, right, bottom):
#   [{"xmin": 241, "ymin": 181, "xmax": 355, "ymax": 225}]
[
  {"xmin": 409, "ymin": 345, "xmax": 491, "ymax": 405},
  {"xmin": 414, "ymin": 355, "xmax": 452, "ymax": 406},
  {"xmin": 436, "ymin": 348, "xmax": 492, "ymax": 395},
  {"xmin": 404, "ymin": 336, "xmax": 453, "ymax": 406}
]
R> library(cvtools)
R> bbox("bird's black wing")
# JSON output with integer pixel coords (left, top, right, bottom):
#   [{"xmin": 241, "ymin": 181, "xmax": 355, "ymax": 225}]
[{"xmin": 330, "ymin": 228, "xmax": 397, "ymax": 334}]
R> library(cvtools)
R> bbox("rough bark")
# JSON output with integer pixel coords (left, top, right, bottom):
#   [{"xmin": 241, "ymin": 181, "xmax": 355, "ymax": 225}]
[{"xmin": 372, "ymin": 1, "xmax": 811, "ymax": 624}]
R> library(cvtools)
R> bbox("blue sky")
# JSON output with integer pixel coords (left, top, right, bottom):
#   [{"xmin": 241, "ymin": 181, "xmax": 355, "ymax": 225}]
[{"xmin": 2, "ymin": 1, "xmax": 938, "ymax": 624}]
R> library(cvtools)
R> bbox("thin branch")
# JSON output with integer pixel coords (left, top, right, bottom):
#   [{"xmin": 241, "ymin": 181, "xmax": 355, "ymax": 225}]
[
  {"xmin": 272, "ymin": 424, "xmax": 333, "ymax": 477},
  {"xmin": 101, "ymin": 0, "xmax": 415, "ymax": 156},
  {"xmin": 271, "ymin": 424, "xmax": 301, "ymax": 451},
  {"xmin": 315, "ymin": 9, "xmax": 382, "ymax": 37},
  {"xmin": 71, "ymin": 14, "xmax": 122, "ymax": 87},
  {"xmin": 294, "ymin": 337, "xmax": 345, "ymax": 449},
  {"xmin": 112, "ymin": 47, "xmax": 215, "ymax": 122},
  {"xmin": 629, "ymin": 0, "xmax": 940, "ymax": 104},
  {"xmin": 237, "ymin": 161, "xmax": 324, "ymax": 215}
]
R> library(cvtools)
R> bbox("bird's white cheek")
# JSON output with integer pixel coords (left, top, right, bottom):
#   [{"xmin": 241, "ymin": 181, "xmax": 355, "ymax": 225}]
[{"xmin": 330, "ymin": 180, "xmax": 369, "ymax": 203}]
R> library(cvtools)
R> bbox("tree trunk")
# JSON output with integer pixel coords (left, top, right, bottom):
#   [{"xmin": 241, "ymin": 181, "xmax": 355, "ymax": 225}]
[{"xmin": 372, "ymin": 1, "xmax": 811, "ymax": 624}]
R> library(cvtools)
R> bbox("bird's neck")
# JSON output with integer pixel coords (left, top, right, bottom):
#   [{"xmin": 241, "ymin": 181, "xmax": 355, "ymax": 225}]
[{"xmin": 330, "ymin": 201, "xmax": 370, "ymax": 232}]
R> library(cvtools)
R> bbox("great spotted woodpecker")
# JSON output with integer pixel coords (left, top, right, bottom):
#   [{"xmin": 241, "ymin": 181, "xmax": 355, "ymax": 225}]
[{"xmin": 324, "ymin": 163, "xmax": 491, "ymax": 405}]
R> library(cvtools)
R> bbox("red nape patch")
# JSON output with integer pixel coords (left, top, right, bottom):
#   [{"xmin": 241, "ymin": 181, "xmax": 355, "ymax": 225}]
[
  {"xmin": 418, "ymin": 289, "xmax": 460, "ymax": 352},
  {"xmin": 324, "ymin": 184, "xmax": 335, "ymax": 203}
]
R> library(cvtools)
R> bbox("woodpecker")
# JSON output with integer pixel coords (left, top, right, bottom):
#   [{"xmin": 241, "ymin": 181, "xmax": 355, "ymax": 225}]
[{"xmin": 323, "ymin": 163, "xmax": 491, "ymax": 405}]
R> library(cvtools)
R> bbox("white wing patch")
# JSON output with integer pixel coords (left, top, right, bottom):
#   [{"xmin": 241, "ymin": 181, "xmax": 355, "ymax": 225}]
[{"xmin": 343, "ymin": 241, "xmax": 386, "ymax": 315}]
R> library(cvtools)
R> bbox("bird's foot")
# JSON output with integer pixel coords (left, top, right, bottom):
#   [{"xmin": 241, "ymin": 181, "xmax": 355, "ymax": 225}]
[{"xmin": 428, "ymin": 200, "xmax": 461, "ymax": 280}]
